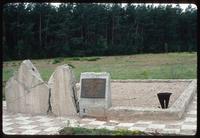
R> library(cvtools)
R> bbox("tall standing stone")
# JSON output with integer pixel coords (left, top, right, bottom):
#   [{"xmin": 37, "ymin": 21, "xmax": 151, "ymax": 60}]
[
  {"xmin": 5, "ymin": 60, "xmax": 49, "ymax": 115},
  {"xmin": 48, "ymin": 65, "xmax": 78, "ymax": 116}
]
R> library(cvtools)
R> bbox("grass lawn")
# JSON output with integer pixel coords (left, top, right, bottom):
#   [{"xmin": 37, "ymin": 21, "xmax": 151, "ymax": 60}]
[
  {"xmin": 3, "ymin": 52, "xmax": 197, "ymax": 82},
  {"xmin": 2, "ymin": 52, "xmax": 197, "ymax": 99},
  {"xmin": 59, "ymin": 126, "xmax": 177, "ymax": 135},
  {"xmin": 59, "ymin": 127, "xmax": 146, "ymax": 135}
]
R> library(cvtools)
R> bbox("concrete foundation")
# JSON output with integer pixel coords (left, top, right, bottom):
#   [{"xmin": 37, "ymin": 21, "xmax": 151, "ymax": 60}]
[{"xmin": 107, "ymin": 79, "xmax": 196, "ymax": 121}]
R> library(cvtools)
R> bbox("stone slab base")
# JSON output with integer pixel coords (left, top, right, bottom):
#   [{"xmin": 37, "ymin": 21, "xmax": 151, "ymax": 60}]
[{"xmin": 107, "ymin": 79, "xmax": 196, "ymax": 121}]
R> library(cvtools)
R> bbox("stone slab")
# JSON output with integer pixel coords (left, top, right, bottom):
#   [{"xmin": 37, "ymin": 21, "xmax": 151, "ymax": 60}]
[
  {"xmin": 48, "ymin": 64, "xmax": 78, "ymax": 116},
  {"xmin": 5, "ymin": 60, "xmax": 49, "ymax": 115}
]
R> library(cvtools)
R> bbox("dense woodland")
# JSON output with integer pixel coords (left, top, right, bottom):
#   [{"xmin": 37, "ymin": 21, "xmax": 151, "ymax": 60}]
[{"xmin": 3, "ymin": 3, "xmax": 197, "ymax": 61}]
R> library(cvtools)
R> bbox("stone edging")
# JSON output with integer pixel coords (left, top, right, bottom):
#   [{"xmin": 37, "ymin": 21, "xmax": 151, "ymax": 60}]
[
  {"xmin": 170, "ymin": 79, "xmax": 197, "ymax": 118},
  {"xmin": 107, "ymin": 79, "xmax": 196, "ymax": 121},
  {"xmin": 111, "ymin": 79, "xmax": 194, "ymax": 83}
]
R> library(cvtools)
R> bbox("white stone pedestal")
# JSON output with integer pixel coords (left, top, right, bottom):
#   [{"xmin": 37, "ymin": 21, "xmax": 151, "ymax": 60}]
[{"xmin": 79, "ymin": 72, "xmax": 111, "ymax": 118}]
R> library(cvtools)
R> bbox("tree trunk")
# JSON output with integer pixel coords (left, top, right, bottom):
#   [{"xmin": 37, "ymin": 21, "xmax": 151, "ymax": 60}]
[
  {"xmin": 44, "ymin": 14, "xmax": 50, "ymax": 53},
  {"xmin": 3, "ymin": 16, "xmax": 7, "ymax": 59},
  {"xmin": 111, "ymin": 15, "xmax": 114, "ymax": 45},
  {"xmin": 135, "ymin": 22, "xmax": 139, "ymax": 44},
  {"xmin": 17, "ymin": 8, "xmax": 20, "ymax": 58},
  {"xmin": 39, "ymin": 10, "xmax": 42, "ymax": 48},
  {"xmin": 106, "ymin": 24, "xmax": 108, "ymax": 46},
  {"xmin": 3, "ymin": 17, "xmax": 6, "ymax": 47}
]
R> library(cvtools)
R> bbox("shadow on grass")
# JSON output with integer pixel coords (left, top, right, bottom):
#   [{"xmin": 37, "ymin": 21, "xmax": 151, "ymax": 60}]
[{"xmin": 70, "ymin": 57, "xmax": 101, "ymax": 61}]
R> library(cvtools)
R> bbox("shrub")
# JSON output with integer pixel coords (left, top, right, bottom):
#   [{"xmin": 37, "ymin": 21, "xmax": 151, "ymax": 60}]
[
  {"xmin": 113, "ymin": 129, "xmax": 144, "ymax": 135},
  {"xmin": 68, "ymin": 64, "xmax": 75, "ymax": 68},
  {"xmin": 59, "ymin": 127, "xmax": 145, "ymax": 135},
  {"xmin": 71, "ymin": 57, "xmax": 81, "ymax": 61},
  {"xmin": 141, "ymin": 70, "xmax": 148, "ymax": 79},
  {"xmin": 12, "ymin": 62, "xmax": 17, "ymax": 66},
  {"xmin": 86, "ymin": 57, "xmax": 101, "ymax": 61},
  {"xmin": 52, "ymin": 57, "xmax": 64, "ymax": 64},
  {"xmin": 71, "ymin": 57, "xmax": 101, "ymax": 61}
]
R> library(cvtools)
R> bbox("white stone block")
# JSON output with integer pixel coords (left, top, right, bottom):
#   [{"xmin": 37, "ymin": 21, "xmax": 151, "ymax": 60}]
[
  {"xmin": 148, "ymin": 124, "xmax": 166, "ymax": 129},
  {"xmin": 161, "ymin": 128, "xmax": 180, "ymax": 134},
  {"xmin": 97, "ymin": 125, "xmax": 115, "ymax": 130},
  {"xmin": 89, "ymin": 121, "xmax": 106, "ymax": 125},
  {"xmin": 16, "ymin": 120, "xmax": 34, "ymax": 125},
  {"xmin": 185, "ymin": 117, "xmax": 197, "ymax": 122},
  {"xmin": 19, "ymin": 125, "xmax": 38, "ymax": 130},
  {"xmin": 79, "ymin": 72, "xmax": 111, "ymax": 118},
  {"xmin": 129, "ymin": 126, "xmax": 146, "ymax": 131},
  {"xmin": 3, "ymin": 127, "xmax": 14, "ymax": 132},
  {"xmin": 43, "ymin": 127, "xmax": 61, "ymax": 132},
  {"xmin": 3, "ymin": 122, "xmax": 13, "ymax": 127},
  {"xmin": 181, "ymin": 125, "xmax": 196, "ymax": 130},
  {"xmin": 22, "ymin": 130, "xmax": 41, "ymax": 135},
  {"xmin": 117, "ymin": 123, "xmax": 134, "ymax": 127}
]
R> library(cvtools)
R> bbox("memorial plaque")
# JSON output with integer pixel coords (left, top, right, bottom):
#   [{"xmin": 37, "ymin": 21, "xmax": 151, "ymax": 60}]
[{"xmin": 81, "ymin": 78, "xmax": 106, "ymax": 98}]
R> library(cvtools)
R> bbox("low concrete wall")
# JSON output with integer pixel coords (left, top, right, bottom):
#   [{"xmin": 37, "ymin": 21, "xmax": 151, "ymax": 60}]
[
  {"xmin": 111, "ymin": 79, "xmax": 194, "ymax": 83},
  {"xmin": 107, "ymin": 79, "xmax": 196, "ymax": 121},
  {"xmin": 170, "ymin": 79, "xmax": 197, "ymax": 119},
  {"xmin": 107, "ymin": 107, "xmax": 179, "ymax": 121}
]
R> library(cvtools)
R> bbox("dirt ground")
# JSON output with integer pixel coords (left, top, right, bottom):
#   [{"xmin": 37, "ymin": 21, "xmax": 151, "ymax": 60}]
[{"xmin": 111, "ymin": 81, "xmax": 190, "ymax": 108}]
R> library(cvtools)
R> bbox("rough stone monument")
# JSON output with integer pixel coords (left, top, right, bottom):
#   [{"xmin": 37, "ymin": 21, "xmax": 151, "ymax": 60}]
[
  {"xmin": 5, "ymin": 60, "xmax": 49, "ymax": 115},
  {"xmin": 48, "ymin": 65, "xmax": 79, "ymax": 116},
  {"xmin": 79, "ymin": 72, "xmax": 111, "ymax": 118}
]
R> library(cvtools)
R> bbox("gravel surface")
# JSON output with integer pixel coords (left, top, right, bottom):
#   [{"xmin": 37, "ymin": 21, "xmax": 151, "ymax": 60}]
[{"xmin": 111, "ymin": 81, "xmax": 190, "ymax": 108}]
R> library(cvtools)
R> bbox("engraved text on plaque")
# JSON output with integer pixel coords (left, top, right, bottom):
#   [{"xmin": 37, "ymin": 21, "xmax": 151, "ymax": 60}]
[{"xmin": 81, "ymin": 79, "xmax": 106, "ymax": 98}]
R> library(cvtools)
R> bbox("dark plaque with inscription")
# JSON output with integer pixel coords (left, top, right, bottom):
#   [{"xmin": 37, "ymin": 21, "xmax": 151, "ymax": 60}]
[{"xmin": 81, "ymin": 78, "xmax": 106, "ymax": 98}]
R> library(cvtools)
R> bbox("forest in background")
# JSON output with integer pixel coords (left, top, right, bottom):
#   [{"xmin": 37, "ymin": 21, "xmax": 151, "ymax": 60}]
[{"xmin": 2, "ymin": 3, "xmax": 197, "ymax": 61}]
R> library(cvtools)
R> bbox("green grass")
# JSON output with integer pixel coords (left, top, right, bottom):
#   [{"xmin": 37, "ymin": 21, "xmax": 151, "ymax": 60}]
[
  {"xmin": 3, "ymin": 52, "xmax": 197, "ymax": 82},
  {"xmin": 52, "ymin": 58, "xmax": 63, "ymax": 64},
  {"xmin": 59, "ymin": 127, "xmax": 146, "ymax": 135},
  {"xmin": 2, "ymin": 52, "xmax": 197, "ymax": 100},
  {"xmin": 69, "ymin": 56, "xmax": 101, "ymax": 61}
]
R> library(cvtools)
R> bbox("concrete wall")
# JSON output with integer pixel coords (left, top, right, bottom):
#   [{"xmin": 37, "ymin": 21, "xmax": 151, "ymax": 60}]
[{"xmin": 107, "ymin": 79, "xmax": 196, "ymax": 121}]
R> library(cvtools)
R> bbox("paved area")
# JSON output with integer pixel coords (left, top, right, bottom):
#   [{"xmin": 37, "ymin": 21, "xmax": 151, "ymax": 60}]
[{"xmin": 2, "ymin": 93, "xmax": 197, "ymax": 135}]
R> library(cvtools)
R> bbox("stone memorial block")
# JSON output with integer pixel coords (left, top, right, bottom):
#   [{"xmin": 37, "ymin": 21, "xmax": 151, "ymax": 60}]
[
  {"xmin": 5, "ymin": 60, "xmax": 49, "ymax": 115},
  {"xmin": 79, "ymin": 72, "xmax": 111, "ymax": 118},
  {"xmin": 48, "ymin": 65, "xmax": 78, "ymax": 116}
]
